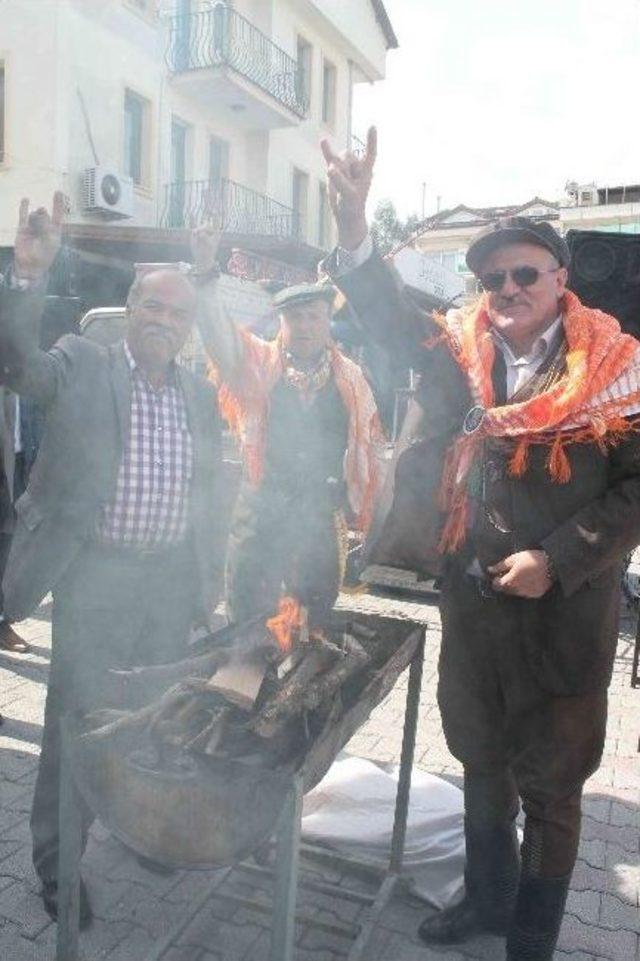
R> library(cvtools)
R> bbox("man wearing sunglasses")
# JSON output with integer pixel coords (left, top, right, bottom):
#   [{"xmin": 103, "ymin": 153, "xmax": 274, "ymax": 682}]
[{"xmin": 320, "ymin": 129, "xmax": 640, "ymax": 961}]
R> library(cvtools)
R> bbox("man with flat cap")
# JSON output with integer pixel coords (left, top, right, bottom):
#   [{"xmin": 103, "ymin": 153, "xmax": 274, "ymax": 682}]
[
  {"xmin": 320, "ymin": 129, "xmax": 640, "ymax": 961},
  {"xmin": 192, "ymin": 227, "xmax": 383, "ymax": 626}
]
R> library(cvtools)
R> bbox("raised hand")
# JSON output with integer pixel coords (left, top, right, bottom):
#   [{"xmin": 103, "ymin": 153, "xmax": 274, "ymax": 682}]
[
  {"xmin": 190, "ymin": 224, "xmax": 222, "ymax": 275},
  {"xmin": 320, "ymin": 126, "xmax": 377, "ymax": 250},
  {"xmin": 14, "ymin": 191, "xmax": 66, "ymax": 281}
]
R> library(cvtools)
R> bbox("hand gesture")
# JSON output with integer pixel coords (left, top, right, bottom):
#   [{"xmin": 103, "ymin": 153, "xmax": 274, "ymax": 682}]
[
  {"xmin": 14, "ymin": 192, "xmax": 66, "ymax": 281},
  {"xmin": 190, "ymin": 224, "xmax": 222, "ymax": 275},
  {"xmin": 320, "ymin": 126, "xmax": 377, "ymax": 250},
  {"xmin": 487, "ymin": 550, "xmax": 553, "ymax": 599}
]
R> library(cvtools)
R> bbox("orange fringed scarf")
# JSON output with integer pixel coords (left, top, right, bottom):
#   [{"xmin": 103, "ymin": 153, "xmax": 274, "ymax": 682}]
[
  {"xmin": 210, "ymin": 330, "xmax": 385, "ymax": 533},
  {"xmin": 437, "ymin": 290, "xmax": 640, "ymax": 553}
]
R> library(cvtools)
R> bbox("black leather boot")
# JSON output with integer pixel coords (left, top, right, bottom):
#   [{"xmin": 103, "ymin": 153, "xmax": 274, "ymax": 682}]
[
  {"xmin": 505, "ymin": 874, "xmax": 570, "ymax": 960},
  {"xmin": 418, "ymin": 771, "xmax": 521, "ymax": 946},
  {"xmin": 418, "ymin": 820, "xmax": 521, "ymax": 944}
]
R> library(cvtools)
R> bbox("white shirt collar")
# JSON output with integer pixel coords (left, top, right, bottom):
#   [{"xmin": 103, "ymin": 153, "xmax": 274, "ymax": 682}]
[{"xmin": 492, "ymin": 315, "xmax": 563, "ymax": 367}]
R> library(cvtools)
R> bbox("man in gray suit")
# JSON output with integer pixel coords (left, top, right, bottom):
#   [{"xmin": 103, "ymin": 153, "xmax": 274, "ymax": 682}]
[
  {"xmin": 0, "ymin": 194, "xmax": 226, "ymax": 925},
  {"xmin": 0, "ymin": 387, "xmax": 30, "ymax": 653}
]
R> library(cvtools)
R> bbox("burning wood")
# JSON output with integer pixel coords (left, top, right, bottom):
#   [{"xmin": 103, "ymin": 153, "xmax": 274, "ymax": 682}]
[
  {"xmin": 265, "ymin": 595, "xmax": 307, "ymax": 652},
  {"xmin": 81, "ymin": 604, "xmax": 393, "ymax": 777}
]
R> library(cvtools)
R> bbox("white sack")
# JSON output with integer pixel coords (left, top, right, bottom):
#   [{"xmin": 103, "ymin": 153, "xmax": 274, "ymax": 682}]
[{"xmin": 301, "ymin": 755, "xmax": 465, "ymax": 909}]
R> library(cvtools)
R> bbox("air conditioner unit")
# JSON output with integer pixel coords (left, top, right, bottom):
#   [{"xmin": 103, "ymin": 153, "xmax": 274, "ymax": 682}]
[{"xmin": 82, "ymin": 166, "xmax": 134, "ymax": 219}]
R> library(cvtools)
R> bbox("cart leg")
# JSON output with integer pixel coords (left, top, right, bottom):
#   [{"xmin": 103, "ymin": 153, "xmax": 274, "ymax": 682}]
[
  {"xmin": 270, "ymin": 774, "xmax": 303, "ymax": 961},
  {"xmin": 56, "ymin": 719, "xmax": 83, "ymax": 961},
  {"xmin": 632, "ymin": 617, "xmax": 640, "ymax": 688},
  {"xmin": 390, "ymin": 627, "xmax": 425, "ymax": 875}
]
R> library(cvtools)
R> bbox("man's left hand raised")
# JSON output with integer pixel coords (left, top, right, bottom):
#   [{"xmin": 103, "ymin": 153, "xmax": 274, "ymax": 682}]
[
  {"xmin": 487, "ymin": 550, "xmax": 554, "ymax": 598},
  {"xmin": 14, "ymin": 191, "xmax": 66, "ymax": 282}
]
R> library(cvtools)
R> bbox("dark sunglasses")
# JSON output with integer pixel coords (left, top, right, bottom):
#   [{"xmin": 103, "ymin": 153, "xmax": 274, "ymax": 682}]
[{"xmin": 480, "ymin": 265, "xmax": 560, "ymax": 292}]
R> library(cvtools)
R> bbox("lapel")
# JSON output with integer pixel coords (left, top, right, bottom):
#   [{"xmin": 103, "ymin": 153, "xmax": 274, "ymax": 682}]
[
  {"xmin": 108, "ymin": 341, "xmax": 132, "ymax": 446},
  {"xmin": 177, "ymin": 364, "xmax": 203, "ymax": 483},
  {"xmin": 491, "ymin": 351, "xmax": 508, "ymax": 407}
]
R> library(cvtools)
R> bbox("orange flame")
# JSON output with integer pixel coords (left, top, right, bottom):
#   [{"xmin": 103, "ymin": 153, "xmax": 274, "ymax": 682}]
[{"xmin": 266, "ymin": 596, "xmax": 304, "ymax": 653}]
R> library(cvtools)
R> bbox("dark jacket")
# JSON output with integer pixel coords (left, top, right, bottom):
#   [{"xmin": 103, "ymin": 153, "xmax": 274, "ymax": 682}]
[
  {"xmin": 0, "ymin": 288, "xmax": 225, "ymax": 624},
  {"xmin": 324, "ymin": 247, "xmax": 640, "ymax": 694}
]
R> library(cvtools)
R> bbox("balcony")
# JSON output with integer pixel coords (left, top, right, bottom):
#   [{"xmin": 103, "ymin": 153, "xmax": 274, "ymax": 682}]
[
  {"xmin": 161, "ymin": 178, "xmax": 300, "ymax": 241},
  {"xmin": 165, "ymin": 4, "xmax": 307, "ymax": 129}
]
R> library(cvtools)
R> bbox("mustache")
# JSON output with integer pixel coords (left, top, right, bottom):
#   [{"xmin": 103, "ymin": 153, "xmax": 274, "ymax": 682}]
[{"xmin": 495, "ymin": 295, "xmax": 530, "ymax": 309}]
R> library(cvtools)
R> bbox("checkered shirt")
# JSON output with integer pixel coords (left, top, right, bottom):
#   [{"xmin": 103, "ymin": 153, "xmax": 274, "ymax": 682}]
[{"xmin": 97, "ymin": 344, "xmax": 193, "ymax": 547}]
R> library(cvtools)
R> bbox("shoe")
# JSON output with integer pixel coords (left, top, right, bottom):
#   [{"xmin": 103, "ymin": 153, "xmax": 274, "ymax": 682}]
[
  {"xmin": 0, "ymin": 622, "xmax": 30, "ymax": 653},
  {"xmin": 41, "ymin": 877, "xmax": 93, "ymax": 929},
  {"xmin": 418, "ymin": 896, "xmax": 500, "ymax": 945},
  {"xmin": 135, "ymin": 853, "xmax": 176, "ymax": 876}
]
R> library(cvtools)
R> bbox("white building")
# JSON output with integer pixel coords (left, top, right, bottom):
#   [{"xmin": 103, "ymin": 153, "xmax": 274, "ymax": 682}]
[{"xmin": 0, "ymin": 0, "xmax": 396, "ymax": 299}]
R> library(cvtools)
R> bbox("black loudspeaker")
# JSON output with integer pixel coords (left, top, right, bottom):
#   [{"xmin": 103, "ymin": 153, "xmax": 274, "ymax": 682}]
[{"xmin": 567, "ymin": 229, "xmax": 640, "ymax": 339}]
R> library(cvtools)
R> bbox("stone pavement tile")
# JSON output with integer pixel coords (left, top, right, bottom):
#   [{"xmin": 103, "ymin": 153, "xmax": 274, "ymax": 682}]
[
  {"xmin": 571, "ymin": 858, "xmax": 610, "ymax": 895},
  {"xmin": 98, "ymin": 922, "xmax": 158, "ymax": 961},
  {"xmin": 609, "ymin": 798, "xmax": 639, "ymax": 828},
  {"xmin": 179, "ymin": 917, "xmax": 264, "ymax": 957},
  {"xmin": 158, "ymin": 947, "xmax": 209, "ymax": 961},
  {"xmin": 0, "ymin": 779, "xmax": 36, "ymax": 815},
  {"xmin": 244, "ymin": 929, "xmax": 342, "ymax": 961},
  {"xmin": 0, "ymin": 921, "xmax": 54, "ymax": 961},
  {"xmin": 557, "ymin": 912, "xmax": 639, "ymax": 960},
  {"xmin": 51, "ymin": 916, "xmax": 136, "ymax": 960},
  {"xmin": 105, "ymin": 885, "xmax": 186, "ymax": 940},
  {"xmin": 0, "ymin": 749, "xmax": 39, "ymax": 784},
  {"xmin": 0, "ymin": 876, "xmax": 53, "ymax": 940},
  {"xmin": 581, "ymin": 818, "xmax": 638, "ymax": 855},
  {"xmin": 297, "ymin": 923, "xmax": 355, "ymax": 957},
  {"xmin": 565, "ymin": 887, "xmax": 602, "ymax": 925},
  {"xmin": 599, "ymin": 891, "xmax": 640, "ymax": 930}
]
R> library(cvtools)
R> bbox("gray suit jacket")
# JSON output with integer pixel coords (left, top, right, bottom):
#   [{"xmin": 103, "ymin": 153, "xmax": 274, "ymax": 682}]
[{"xmin": 0, "ymin": 288, "xmax": 225, "ymax": 624}]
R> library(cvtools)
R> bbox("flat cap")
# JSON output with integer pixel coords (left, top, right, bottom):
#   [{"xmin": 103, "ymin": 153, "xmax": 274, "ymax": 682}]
[
  {"xmin": 466, "ymin": 216, "xmax": 571, "ymax": 274},
  {"xmin": 272, "ymin": 282, "xmax": 337, "ymax": 311}
]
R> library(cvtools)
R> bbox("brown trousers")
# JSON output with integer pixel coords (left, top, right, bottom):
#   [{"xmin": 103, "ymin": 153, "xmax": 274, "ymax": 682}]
[{"xmin": 438, "ymin": 566, "xmax": 608, "ymax": 878}]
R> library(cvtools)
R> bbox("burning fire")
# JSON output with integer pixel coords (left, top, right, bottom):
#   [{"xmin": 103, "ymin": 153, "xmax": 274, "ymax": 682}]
[{"xmin": 266, "ymin": 596, "xmax": 305, "ymax": 653}]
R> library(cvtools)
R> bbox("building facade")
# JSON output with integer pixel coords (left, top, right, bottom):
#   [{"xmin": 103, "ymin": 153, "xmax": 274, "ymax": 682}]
[
  {"xmin": 413, "ymin": 183, "xmax": 640, "ymax": 295},
  {"xmin": 0, "ymin": 0, "xmax": 396, "ymax": 301}
]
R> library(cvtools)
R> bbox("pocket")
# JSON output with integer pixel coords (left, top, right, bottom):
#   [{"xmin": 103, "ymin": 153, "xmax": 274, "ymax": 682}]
[{"xmin": 14, "ymin": 491, "xmax": 44, "ymax": 531}]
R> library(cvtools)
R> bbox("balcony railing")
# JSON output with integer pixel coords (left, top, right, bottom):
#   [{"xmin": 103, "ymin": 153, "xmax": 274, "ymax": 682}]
[
  {"xmin": 161, "ymin": 177, "xmax": 300, "ymax": 240},
  {"xmin": 166, "ymin": 3, "xmax": 307, "ymax": 118}
]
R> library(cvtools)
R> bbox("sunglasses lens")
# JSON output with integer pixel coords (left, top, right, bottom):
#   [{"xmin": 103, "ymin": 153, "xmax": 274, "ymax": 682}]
[
  {"xmin": 512, "ymin": 266, "xmax": 540, "ymax": 287},
  {"xmin": 481, "ymin": 271, "xmax": 506, "ymax": 292}
]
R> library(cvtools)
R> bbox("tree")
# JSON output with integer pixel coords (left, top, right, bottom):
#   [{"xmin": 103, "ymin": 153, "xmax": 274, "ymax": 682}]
[{"xmin": 370, "ymin": 199, "xmax": 421, "ymax": 256}]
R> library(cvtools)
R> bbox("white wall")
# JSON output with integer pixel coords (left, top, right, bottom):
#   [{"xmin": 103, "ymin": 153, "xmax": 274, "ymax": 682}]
[
  {"xmin": 0, "ymin": 0, "xmax": 63, "ymax": 246},
  {"xmin": 0, "ymin": 0, "xmax": 391, "ymax": 250}
]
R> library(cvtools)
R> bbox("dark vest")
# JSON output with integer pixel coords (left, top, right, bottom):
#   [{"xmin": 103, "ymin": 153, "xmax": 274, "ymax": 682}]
[{"xmin": 262, "ymin": 378, "xmax": 348, "ymax": 500}]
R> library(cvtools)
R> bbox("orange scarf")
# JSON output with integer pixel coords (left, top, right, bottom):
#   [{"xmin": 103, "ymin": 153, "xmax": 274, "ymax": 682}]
[
  {"xmin": 210, "ymin": 330, "xmax": 385, "ymax": 532},
  {"xmin": 438, "ymin": 290, "xmax": 640, "ymax": 552}
]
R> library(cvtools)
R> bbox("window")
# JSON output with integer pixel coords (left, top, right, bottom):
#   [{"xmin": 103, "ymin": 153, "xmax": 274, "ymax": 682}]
[
  {"xmin": 167, "ymin": 118, "xmax": 190, "ymax": 227},
  {"xmin": 209, "ymin": 136, "xmax": 229, "ymax": 184},
  {"xmin": 0, "ymin": 64, "xmax": 5, "ymax": 164},
  {"xmin": 123, "ymin": 89, "xmax": 150, "ymax": 186},
  {"xmin": 321, "ymin": 58, "xmax": 336, "ymax": 127},
  {"xmin": 296, "ymin": 36, "xmax": 312, "ymax": 111},
  {"xmin": 318, "ymin": 182, "xmax": 331, "ymax": 249},
  {"xmin": 292, "ymin": 168, "xmax": 309, "ymax": 242}
]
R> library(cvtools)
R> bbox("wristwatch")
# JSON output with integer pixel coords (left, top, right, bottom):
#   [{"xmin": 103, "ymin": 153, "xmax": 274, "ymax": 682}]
[{"xmin": 188, "ymin": 263, "xmax": 221, "ymax": 287}]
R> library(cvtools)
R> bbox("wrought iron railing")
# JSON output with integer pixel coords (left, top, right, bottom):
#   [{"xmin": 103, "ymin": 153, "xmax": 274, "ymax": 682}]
[
  {"xmin": 166, "ymin": 3, "xmax": 307, "ymax": 118},
  {"xmin": 161, "ymin": 177, "xmax": 300, "ymax": 240}
]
